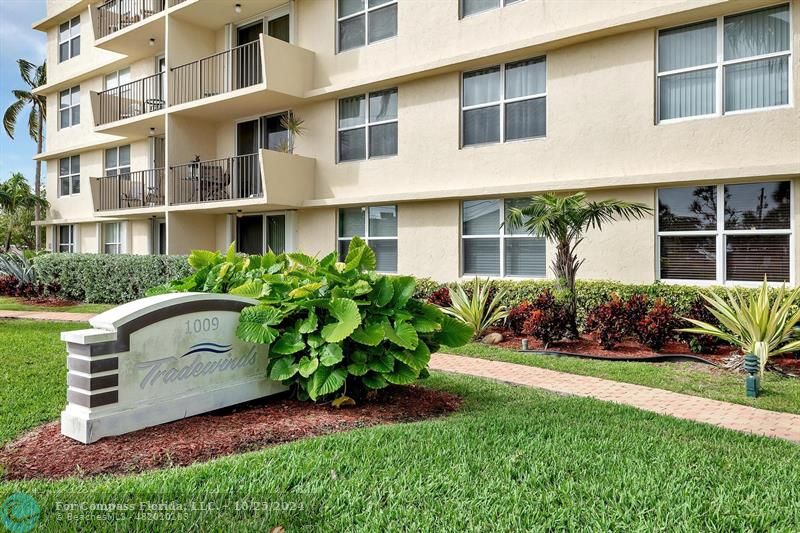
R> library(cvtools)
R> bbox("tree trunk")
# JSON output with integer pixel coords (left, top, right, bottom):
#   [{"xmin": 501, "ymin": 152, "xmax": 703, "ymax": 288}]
[
  {"xmin": 4, "ymin": 227, "xmax": 12, "ymax": 252},
  {"xmin": 552, "ymin": 239, "xmax": 580, "ymax": 338},
  {"xmin": 34, "ymin": 112, "xmax": 43, "ymax": 250}
]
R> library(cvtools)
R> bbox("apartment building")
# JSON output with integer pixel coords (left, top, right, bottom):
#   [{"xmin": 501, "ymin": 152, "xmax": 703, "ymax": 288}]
[{"xmin": 32, "ymin": 0, "xmax": 799, "ymax": 285}]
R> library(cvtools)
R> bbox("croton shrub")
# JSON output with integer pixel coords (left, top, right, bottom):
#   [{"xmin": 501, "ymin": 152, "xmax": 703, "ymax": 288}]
[{"xmin": 151, "ymin": 237, "xmax": 473, "ymax": 402}]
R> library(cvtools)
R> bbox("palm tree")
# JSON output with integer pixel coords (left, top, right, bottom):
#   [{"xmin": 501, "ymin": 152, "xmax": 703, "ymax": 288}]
[
  {"xmin": 506, "ymin": 192, "xmax": 652, "ymax": 337},
  {"xmin": 3, "ymin": 59, "xmax": 47, "ymax": 250},
  {"xmin": 0, "ymin": 173, "xmax": 48, "ymax": 252}
]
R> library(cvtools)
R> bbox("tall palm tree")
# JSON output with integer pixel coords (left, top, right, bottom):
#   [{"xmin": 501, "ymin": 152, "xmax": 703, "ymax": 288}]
[
  {"xmin": 0, "ymin": 173, "xmax": 48, "ymax": 252},
  {"xmin": 506, "ymin": 192, "xmax": 652, "ymax": 337},
  {"xmin": 3, "ymin": 59, "xmax": 47, "ymax": 250}
]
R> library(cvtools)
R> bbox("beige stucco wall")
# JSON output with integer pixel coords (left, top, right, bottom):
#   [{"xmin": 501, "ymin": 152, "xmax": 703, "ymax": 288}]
[
  {"xmin": 296, "ymin": 207, "xmax": 336, "ymax": 258},
  {"xmin": 129, "ymin": 219, "xmax": 152, "ymax": 254}
]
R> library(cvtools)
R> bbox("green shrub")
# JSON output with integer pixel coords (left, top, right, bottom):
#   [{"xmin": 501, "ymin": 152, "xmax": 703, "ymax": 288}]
[
  {"xmin": 34, "ymin": 253, "xmax": 192, "ymax": 304},
  {"xmin": 151, "ymin": 238, "xmax": 473, "ymax": 402}
]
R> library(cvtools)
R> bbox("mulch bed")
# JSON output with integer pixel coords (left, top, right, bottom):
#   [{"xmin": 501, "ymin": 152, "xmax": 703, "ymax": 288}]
[
  {"xmin": 0, "ymin": 386, "xmax": 461, "ymax": 481},
  {"xmin": 486, "ymin": 327, "xmax": 800, "ymax": 374},
  {"xmin": 7, "ymin": 297, "xmax": 77, "ymax": 307}
]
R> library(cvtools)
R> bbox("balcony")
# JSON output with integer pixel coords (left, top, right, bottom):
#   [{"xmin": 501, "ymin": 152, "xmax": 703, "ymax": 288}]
[
  {"xmin": 169, "ymin": 35, "xmax": 314, "ymax": 120},
  {"xmin": 169, "ymin": 150, "xmax": 314, "ymax": 211},
  {"xmin": 92, "ymin": 169, "xmax": 166, "ymax": 213},
  {"xmin": 94, "ymin": 0, "xmax": 166, "ymax": 57},
  {"xmin": 93, "ymin": 72, "xmax": 166, "ymax": 137}
]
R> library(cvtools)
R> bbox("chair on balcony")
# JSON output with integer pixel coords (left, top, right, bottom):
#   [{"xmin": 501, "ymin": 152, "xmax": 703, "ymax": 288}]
[{"xmin": 199, "ymin": 166, "xmax": 230, "ymax": 201}]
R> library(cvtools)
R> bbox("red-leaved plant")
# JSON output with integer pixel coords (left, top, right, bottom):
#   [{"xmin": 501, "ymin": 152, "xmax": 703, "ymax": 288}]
[
  {"xmin": 635, "ymin": 299, "xmax": 676, "ymax": 351},
  {"xmin": 521, "ymin": 290, "xmax": 570, "ymax": 348},
  {"xmin": 584, "ymin": 293, "xmax": 628, "ymax": 350}
]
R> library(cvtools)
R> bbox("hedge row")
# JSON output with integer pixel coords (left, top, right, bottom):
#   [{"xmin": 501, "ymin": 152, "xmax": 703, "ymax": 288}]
[
  {"xmin": 34, "ymin": 254, "xmax": 192, "ymax": 304},
  {"xmin": 414, "ymin": 278, "xmax": 751, "ymax": 324}
]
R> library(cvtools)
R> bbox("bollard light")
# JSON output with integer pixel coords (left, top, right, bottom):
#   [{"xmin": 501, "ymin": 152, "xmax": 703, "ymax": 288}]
[
  {"xmin": 521, "ymin": 338, "xmax": 529, "ymax": 351},
  {"xmin": 743, "ymin": 354, "xmax": 760, "ymax": 398}
]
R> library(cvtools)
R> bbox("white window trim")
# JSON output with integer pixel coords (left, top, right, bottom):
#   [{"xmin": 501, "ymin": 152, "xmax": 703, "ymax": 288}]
[
  {"xmin": 103, "ymin": 222, "xmax": 124, "ymax": 254},
  {"xmin": 460, "ymin": 0, "xmax": 524, "ymax": 19},
  {"xmin": 336, "ymin": 0, "xmax": 398, "ymax": 53},
  {"xmin": 104, "ymin": 67, "xmax": 131, "ymax": 90},
  {"xmin": 460, "ymin": 58, "xmax": 547, "ymax": 148},
  {"xmin": 104, "ymin": 145, "xmax": 132, "ymax": 177},
  {"xmin": 235, "ymin": 211, "xmax": 291, "ymax": 254},
  {"xmin": 57, "ymin": 224, "xmax": 76, "ymax": 253},
  {"xmin": 656, "ymin": 180, "xmax": 794, "ymax": 287},
  {"xmin": 337, "ymin": 205, "xmax": 398, "ymax": 273},
  {"xmin": 58, "ymin": 155, "xmax": 80, "ymax": 197},
  {"xmin": 337, "ymin": 88, "xmax": 398, "ymax": 162},
  {"xmin": 58, "ymin": 15, "xmax": 80, "ymax": 63},
  {"xmin": 656, "ymin": 2, "xmax": 793, "ymax": 124},
  {"xmin": 59, "ymin": 85, "xmax": 80, "ymax": 129},
  {"xmin": 460, "ymin": 198, "xmax": 546, "ymax": 279}
]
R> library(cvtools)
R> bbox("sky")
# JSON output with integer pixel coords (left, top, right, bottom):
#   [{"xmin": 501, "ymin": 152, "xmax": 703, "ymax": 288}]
[{"xmin": 0, "ymin": 0, "xmax": 48, "ymax": 186}]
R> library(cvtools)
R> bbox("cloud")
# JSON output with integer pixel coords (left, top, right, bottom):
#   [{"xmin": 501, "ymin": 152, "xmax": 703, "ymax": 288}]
[{"xmin": 0, "ymin": 1, "xmax": 47, "ymax": 62}]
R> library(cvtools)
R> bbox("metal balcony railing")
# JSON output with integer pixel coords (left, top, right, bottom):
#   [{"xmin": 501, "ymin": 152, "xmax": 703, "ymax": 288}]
[
  {"xmin": 95, "ymin": 169, "xmax": 165, "ymax": 211},
  {"xmin": 96, "ymin": 72, "xmax": 166, "ymax": 125},
  {"xmin": 96, "ymin": 0, "xmax": 166, "ymax": 39},
  {"xmin": 171, "ymin": 40, "xmax": 262, "ymax": 106},
  {"xmin": 170, "ymin": 154, "xmax": 261, "ymax": 205}
]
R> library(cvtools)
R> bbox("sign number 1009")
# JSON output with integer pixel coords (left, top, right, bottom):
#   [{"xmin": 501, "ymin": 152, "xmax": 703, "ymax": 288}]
[{"xmin": 185, "ymin": 317, "xmax": 219, "ymax": 334}]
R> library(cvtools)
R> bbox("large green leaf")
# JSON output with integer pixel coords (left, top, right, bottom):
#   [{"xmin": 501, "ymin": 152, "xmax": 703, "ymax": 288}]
[
  {"xmin": 271, "ymin": 331, "xmax": 305, "ymax": 355},
  {"xmin": 371, "ymin": 276, "xmax": 394, "ymax": 307},
  {"xmin": 269, "ymin": 357, "xmax": 299, "ymax": 381},
  {"xmin": 297, "ymin": 311, "xmax": 318, "ymax": 334},
  {"xmin": 367, "ymin": 352, "xmax": 395, "ymax": 373},
  {"xmin": 188, "ymin": 249, "xmax": 219, "ymax": 270},
  {"xmin": 236, "ymin": 305, "xmax": 283, "ymax": 344},
  {"xmin": 385, "ymin": 360, "xmax": 419, "ymax": 385},
  {"xmin": 288, "ymin": 252, "xmax": 318, "ymax": 269},
  {"xmin": 391, "ymin": 276, "xmax": 416, "ymax": 308},
  {"xmin": 289, "ymin": 281, "xmax": 325, "ymax": 299},
  {"xmin": 229, "ymin": 279, "xmax": 263, "ymax": 298},
  {"xmin": 350, "ymin": 321, "xmax": 386, "ymax": 346},
  {"xmin": 308, "ymin": 366, "xmax": 347, "ymax": 401},
  {"xmin": 344, "ymin": 236, "xmax": 377, "ymax": 271},
  {"xmin": 435, "ymin": 316, "xmax": 474, "ymax": 347},
  {"xmin": 319, "ymin": 343, "xmax": 344, "ymax": 367},
  {"xmin": 361, "ymin": 372, "xmax": 389, "ymax": 390},
  {"xmin": 298, "ymin": 356, "xmax": 319, "ymax": 378},
  {"xmin": 321, "ymin": 298, "xmax": 361, "ymax": 342},
  {"xmin": 394, "ymin": 341, "xmax": 431, "ymax": 371},
  {"xmin": 384, "ymin": 320, "xmax": 419, "ymax": 350},
  {"xmin": 347, "ymin": 361, "xmax": 369, "ymax": 376}
]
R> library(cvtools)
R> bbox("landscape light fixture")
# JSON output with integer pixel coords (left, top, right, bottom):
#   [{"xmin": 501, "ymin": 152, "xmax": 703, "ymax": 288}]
[
  {"xmin": 149, "ymin": 38, "xmax": 155, "ymax": 46},
  {"xmin": 149, "ymin": 127, "xmax": 155, "ymax": 136},
  {"xmin": 235, "ymin": 4, "xmax": 242, "ymax": 13},
  {"xmin": 744, "ymin": 354, "xmax": 760, "ymax": 397}
]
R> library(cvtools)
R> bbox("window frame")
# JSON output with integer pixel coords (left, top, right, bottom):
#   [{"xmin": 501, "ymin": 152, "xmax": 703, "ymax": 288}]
[
  {"xmin": 58, "ymin": 155, "xmax": 80, "ymax": 197},
  {"xmin": 103, "ymin": 222, "xmax": 123, "ymax": 255},
  {"xmin": 58, "ymin": 15, "xmax": 80, "ymax": 63},
  {"xmin": 104, "ymin": 145, "xmax": 131, "ymax": 177},
  {"xmin": 336, "ymin": 88, "xmax": 399, "ymax": 162},
  {"xmin": 104, "ymin": 67, "xmax": 131, "ymax": 90},
  {"xmin": 336, "ymin": 0, "xmax": 398, "ymax": 53},
  {"xmin": 337, "ymin": 205, "xmax": 398, "ymax": 273},
  {"xmin": 460, "ymin": 57, "xmax": 547, "ymax": 148},
  {"xmin": 459, "ymin": 0, "xmax": 524, "ymax": 19},
  {"xmin": 460, "ymin": 198, "xmax": 547, "ymax": 279},
  {"xmin": 59, "ymin": 86, "xmax": 80, "ymax": 129},
  {"xmin": 656, "ymin": 180, "xmax": 794, "ymax": 287},
  {"xmin": 57, "ymin": 225, "xmax": 76, "ymax": 253},
  {"xmin": 656, "ymin": 2, "xmax": 793, "ymax": 124}
]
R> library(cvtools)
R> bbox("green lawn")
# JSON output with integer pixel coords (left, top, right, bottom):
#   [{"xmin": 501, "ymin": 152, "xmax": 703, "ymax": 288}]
[
  {"xmin": 447, "ymin": 343, "xmax": 800, "ymax": 415},
  {"xmin": 2, "ymin": 320, "xmax": 800, "ymax": 531},
  {"xmin": 0, "ymin": 296, "xmax": 112, "ymax": 314}
]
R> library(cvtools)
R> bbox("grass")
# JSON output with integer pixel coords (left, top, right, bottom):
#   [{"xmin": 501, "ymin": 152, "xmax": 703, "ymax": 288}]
[
  {"xmin": 0, "ymin": 296, "xmax": 112, "ymax": 314},
  {"xmin": 1, "ymin": 320, "xmax": 800, "ymax": 530},
  {"xmin": 447, "ymin": 342, "xmax": 800, "ymax": 415}
]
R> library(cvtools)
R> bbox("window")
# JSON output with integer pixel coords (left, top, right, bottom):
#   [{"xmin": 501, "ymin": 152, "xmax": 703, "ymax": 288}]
[
  {"xmin": 338, "ymin": 205, "xmax": 397, "ymax": 272},
  {"xmin": 105, "ymin": 145, "xmax": 131, "ymax": 176},
  {"xmin": 58, "ymin": 15, "xmax": 80, "ymax": 62},
  {"xmin": 105, "ymin": 68, "xmax": 131, "ymax": 90},
  {"xmin": 657, "ymin": 4, "xmax": 790, "ymax": 121},
  {"xmin": 657, "ymin": 181, "xmax": 791, "ymax": 284},
  {"xmin": 236, "ymin": 214, "xmax": 286, "ymax": 255},
  {"xmin": 59, "ymin": 156, "xmax": 80, "ymax": 196},
  {"xmin": 59, "ymin": 86, "xmax": 80, "ymax": 129},
  {"xmin": 338, "ymin": 88, "xmax": 398, "ymax": 161},
  {"xmin": 58, "ymin": 225, "xmax": 76, "ymax": 253},
  {"xmin": 337, "ymin": 0, "xmax": 397, "ymax": 52},
  {"xmin": 461, "ymin": 198, "xmax": 546, "ymax": 277},
  {"xmin": 103, "ymin": 223, "xmax": 122, "ymax": 254},
  {"xmin": 462, "ymin": 57, "xmax": 546, "ymax": 146},
  {"xmin": 461, "ymin": 0, "xmax": 522, "ymax": 18}
]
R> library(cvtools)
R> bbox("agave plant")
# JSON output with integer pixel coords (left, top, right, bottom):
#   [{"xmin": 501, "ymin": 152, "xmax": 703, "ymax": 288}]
[
  {"xmin": 0, "ymin": 250, "xmax": 37, "ymax": 284},
  {"xmin": 679, "ymin": 279, "xmax": 800, "ymax": 376},
  {"xmin": 443, "ymin": 277, "xmax": 508, "ymax": 339}
]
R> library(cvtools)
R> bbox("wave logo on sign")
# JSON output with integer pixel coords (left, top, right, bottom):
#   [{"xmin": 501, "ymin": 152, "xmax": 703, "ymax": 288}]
[{"xmin": 181, "ymin": 342, "xmax": 232, "ymax": 358}]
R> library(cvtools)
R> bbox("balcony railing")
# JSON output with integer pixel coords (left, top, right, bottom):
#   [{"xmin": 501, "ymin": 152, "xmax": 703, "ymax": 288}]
[
  {"xmin": 96, "ymin": 72, "xmax": 166, "ymax": 125},
  {"xmin": 95, "ymin": 169, "xmax": 165, "ymax": 211},
  {"xmin": 171, "ymin": 40, "xmax": 262, "ymax": 106},
  {"xmin": 170, "ymin": 154, "xmax": 261, "ymax": 205},
  {"xmin": 96, "ymin": 0, "xmax": 166, "ymax": 39}
]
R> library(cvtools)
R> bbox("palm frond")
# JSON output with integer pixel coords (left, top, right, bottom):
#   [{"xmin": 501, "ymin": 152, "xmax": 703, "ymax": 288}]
[
  {"xmin": 17, "ymin": 59, "xmax": 36, "ymax": 89},
  {"xmin": 3, "ymin": 99, "xmax": 24, "ymax": 139}
]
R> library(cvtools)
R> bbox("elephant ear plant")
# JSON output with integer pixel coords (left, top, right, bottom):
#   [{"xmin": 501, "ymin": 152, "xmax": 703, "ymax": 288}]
[
  {"xmin": 151, "ymin": 237, "xmax": 473, "ymax": 403},
  {"xmin": 679, "ymin": 279, "xmax": 800, "ymax": 376}
]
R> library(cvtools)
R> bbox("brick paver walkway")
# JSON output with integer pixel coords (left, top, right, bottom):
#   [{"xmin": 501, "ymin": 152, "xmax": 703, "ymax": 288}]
[
  {"xmin": 0, "ymin": 310, "xmax": 96, "ymax": 323},
  {"xmin": 432, "ymin": 353, "xmax": 800, "ymax": 444}
]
